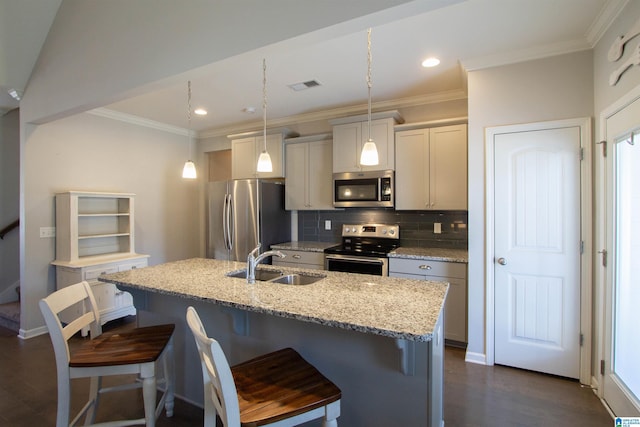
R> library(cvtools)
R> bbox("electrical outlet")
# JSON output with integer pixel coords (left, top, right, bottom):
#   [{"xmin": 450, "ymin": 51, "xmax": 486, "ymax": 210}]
[
  {"xmin": 324, "ymin": 220, "xmax": 331, "ymax": 230},
  {"xmin": 40, "ymin": 227, "xmax": 56, "ymax": 238},
  {"xmin": 433, "ymin": 222, "xmax": 442, "ymax": 234}
]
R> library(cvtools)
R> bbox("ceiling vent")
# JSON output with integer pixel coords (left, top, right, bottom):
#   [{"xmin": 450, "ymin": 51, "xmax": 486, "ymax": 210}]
[{"xmin": 288, "ymin": 80, "xmax": 321, "ymax": 91}]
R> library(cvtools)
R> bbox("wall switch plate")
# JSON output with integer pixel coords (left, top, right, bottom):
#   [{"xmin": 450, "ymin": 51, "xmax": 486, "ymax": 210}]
[
  {"xmin": 40, "ymin": 227, "xmax": 56, "ymax": 238},
  {"xmin": 324, "ymin": 220, "xmax": 331, "ymax": 230},
  {"xmin": 433, "ymin": 222, "xmax": 442, "ymax": 234}
]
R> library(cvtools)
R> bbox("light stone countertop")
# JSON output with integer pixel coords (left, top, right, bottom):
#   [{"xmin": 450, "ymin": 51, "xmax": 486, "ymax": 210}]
[
  {"xmin": 388, "ymin": 247, "xmax": 468, "ymax": 263},
  {"xmin": 100, "ymin": 258, "xmax": 448, "ymax": 342},
  {"xmin": 270, "ymin": 241, "xmax": 339, "ymax": 252}
]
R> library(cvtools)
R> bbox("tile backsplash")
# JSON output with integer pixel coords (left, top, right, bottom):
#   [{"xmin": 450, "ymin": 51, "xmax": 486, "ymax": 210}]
[{"xmin": 298, "ymin": 209, "xmax": 468, "ymax": 249}]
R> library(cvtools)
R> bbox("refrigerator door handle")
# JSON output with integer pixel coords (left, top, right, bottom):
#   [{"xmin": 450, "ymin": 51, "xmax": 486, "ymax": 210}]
[
  {"xmin": 222, "ymin": 194, "xmax": 230, "ymax": 250},
  {"xmin": 227, "ymin": 194, "xmax": 234, "ymax": 250}
]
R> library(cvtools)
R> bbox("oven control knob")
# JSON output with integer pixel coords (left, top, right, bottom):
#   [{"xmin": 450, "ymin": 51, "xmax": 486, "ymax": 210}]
[
  {"xmin": 388, "ymin": 229, "xmax": 395, "ymax": 236},
  {"xmin": 382, "ymin": 229, "xmax": 387, "ymax": 235}
]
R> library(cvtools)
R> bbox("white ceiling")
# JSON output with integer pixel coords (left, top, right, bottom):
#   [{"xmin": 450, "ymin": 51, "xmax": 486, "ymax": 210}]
[{"xmin": 1, "ymin": 0, "xmax": 618, "ymax": 135}]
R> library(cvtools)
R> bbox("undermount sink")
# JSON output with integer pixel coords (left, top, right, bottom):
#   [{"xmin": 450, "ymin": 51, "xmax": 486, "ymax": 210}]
[
  {"xmin": 268, "ymin": 273, "xmax": 326, "ymax": 286},
  {"xmin": 226, "ymin": 269, "xmax": 325, "ymax": 285},
  {"xmin": 226, "ymin": 269, "xmax": 283, "ymax": 281}
]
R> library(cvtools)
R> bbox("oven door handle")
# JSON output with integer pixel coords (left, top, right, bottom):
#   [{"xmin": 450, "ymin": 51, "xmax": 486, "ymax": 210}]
[{"xmin": 325, "ymin": 254, "xmax": 385, "ymax": 265}]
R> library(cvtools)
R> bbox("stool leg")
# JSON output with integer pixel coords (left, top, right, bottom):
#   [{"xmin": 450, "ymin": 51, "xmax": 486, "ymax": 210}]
[
  {"xmin": 142, "ymin": 375, "xmax": 157, "ymax": 427},
  {"xmin": 85, "ymin": 376, "xmax": 101, "ymax": 424},
  {"xmin": 56, "ymin": 373, "xmax": 71, "ymax": 427},
  {"xmin": 322, "ymin": 400, "xmax": 340, "ymax": 427},
  {"xmin": 163, "ymin": 336, "xmax": 175, "ymax": 417}
]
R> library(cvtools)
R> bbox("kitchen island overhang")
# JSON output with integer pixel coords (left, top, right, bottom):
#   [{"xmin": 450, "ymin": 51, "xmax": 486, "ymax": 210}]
[{"xmin": 100, "ymin": 258, "xmax": 448, "ymax": 427}]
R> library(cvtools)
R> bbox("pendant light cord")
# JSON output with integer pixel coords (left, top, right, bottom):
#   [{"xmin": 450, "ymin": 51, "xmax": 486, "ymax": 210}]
[
  {"xmin": 263, "ymin": 58, "xmax": 267, "ymax": 151},
  {"xmin": 187, "ymin": 80, "xmax": 193, "ymax": 160},
  {"xmin": 367, "ymin": 28, "xmax": 373, "ymax": 141}
]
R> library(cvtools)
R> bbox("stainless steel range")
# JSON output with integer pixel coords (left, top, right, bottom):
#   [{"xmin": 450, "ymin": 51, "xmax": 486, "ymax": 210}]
[{"xmin": 324, "ymin": 224, "xmax": 399, "ymax": 276}]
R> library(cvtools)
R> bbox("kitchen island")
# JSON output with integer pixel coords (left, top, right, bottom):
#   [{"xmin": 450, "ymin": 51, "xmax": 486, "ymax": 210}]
[{"xmin": 100, "ymin": 258, "xmax": 447, "ymax": 427}]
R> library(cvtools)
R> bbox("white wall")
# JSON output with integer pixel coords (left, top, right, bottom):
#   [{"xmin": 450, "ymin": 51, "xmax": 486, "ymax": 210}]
[
  {"xmin": 20, "ymin": 112, "xmax": 199, "ymax": 335},
  {"xmin": 0, "ymin": 109, "xmax": 20, "ymax": 299},
  {"xmin": 466, "ymin": 50, "xmax": 594, "ymax": 360}
]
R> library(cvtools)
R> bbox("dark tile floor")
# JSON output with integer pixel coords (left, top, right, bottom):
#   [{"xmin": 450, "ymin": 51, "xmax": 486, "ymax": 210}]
[{"xmin": 0, "ymin": 318, "xmax": 613, "ymax": 426}]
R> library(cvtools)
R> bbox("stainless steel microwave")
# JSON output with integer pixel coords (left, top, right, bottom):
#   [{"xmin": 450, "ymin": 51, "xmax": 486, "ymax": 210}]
[{"xmin": 333, "ymin": 170, "xmax": 394, "ymax": 208}]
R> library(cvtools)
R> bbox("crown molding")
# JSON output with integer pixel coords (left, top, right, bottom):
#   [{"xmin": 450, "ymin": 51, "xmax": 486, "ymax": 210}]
[
  {"xmin": 91, "ymin": 88, "xmax": 466, "ymax": 140},
  {"xmin": 199, "ymin": 89, "xmax": 467, "ymax": 138},
  {"xmin": 88, "ymin": 107, "xmax": 191, "ymax": 137},
  {"xmin": 585, "ymin": 0, "xmax": 628, "ymax": 46},
  {"xmin": 462, "ymin": 39, "xmax": 592, "ymax": 71}
]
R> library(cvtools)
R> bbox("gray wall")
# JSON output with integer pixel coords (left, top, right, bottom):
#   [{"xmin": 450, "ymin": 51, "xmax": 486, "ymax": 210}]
[
  {"xmin": 21, "ymin": 112, "xmax": 200, "ymax": 335},
  {"xmin": 466, "ymin": 50, "xmax": 594, "ymax": 360},
  {"xmin": 0, "ymin": 110, "xmax": 20, "ymax": 301}
]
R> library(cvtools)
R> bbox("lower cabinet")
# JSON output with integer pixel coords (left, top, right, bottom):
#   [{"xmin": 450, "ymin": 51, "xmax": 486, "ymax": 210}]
[
  {"xmin": 272, "ymin": 249, "xmax": 325, "ymax": 270},
  {"xmin": 54, "ymin": 256, "xmax": 148, "ymax": 334},
  {"xmin": 389, "ymin": 258, "xmax": 467, "ymax": 344}
]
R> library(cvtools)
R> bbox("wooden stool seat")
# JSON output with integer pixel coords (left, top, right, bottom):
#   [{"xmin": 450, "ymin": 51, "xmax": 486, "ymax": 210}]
[
  {"xmin": 70, "ymin": 324, "xmax": 175, "ymax": 367},
  {"xmin": 186, "ymin": 306, "xmax": 341, "ymax": 426},
  {"xmin": 40, "ymin": 281, "xmax": 175, "ymax": 427},
  {"xmin": 233, "ymin": 347, "xmax": 341, "ymax": 426}
]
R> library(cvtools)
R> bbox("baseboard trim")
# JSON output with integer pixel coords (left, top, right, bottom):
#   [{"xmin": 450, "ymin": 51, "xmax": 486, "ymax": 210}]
[
  {"xmin": 18, "ymin": 325, "xmax": 48, "ymax": 340},
  {"xmin": 464, "ymin": 351, "xmax": 487, "ymax": 365}
]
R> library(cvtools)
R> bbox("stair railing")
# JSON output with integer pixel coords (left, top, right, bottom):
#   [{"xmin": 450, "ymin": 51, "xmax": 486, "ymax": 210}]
[{"xmin": 0, "ymin": 219, "xmax": 19, "ymax": 240}]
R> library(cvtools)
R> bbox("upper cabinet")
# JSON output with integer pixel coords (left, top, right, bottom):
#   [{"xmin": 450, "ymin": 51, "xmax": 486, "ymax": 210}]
[
  {"xmin": 395, "ymin": 123, "xmax": 468, "ymax": 210},
  {"xmin": 329, "ymin": 111, "xmax": 403, "ymax": 173},
  {"xmin": 228, "ymin": 128, "xmax": 296, "ymax": 179},
  {"xmin": 284, "ymin": 134, "xmax": 334, "ymax": 211}
]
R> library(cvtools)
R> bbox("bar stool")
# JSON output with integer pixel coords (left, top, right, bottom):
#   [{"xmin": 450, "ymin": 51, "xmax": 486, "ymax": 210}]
[
  {"xmin": 39, "ymin": 281, "xmax": 175, "ymax": 427},
  {"xmin": 186, "ymin": 306, "xmax": 341, "ymax": 427}
]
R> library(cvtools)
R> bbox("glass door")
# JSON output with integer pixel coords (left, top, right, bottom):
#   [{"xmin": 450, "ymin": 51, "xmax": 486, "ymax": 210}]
[{"xmin": 603, "ymin": 99, "xmax": 640, "ymax": 416}]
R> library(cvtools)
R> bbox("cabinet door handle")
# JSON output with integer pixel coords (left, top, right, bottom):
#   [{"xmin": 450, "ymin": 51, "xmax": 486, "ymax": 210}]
[
  {"xmin": 419, "ymin": 265, "xmax": 432, "ymax": 270},
  {"xmin": 293, "ymin": 254, "xmax": 302, "ymax": 259}
]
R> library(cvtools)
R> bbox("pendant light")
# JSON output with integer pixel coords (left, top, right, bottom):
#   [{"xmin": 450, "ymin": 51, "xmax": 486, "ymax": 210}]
[
  {"xmin": 360, "ymin": 28, "xmax": 379, "ymax": 166},
  {"xmin": 256, "ymin": 58, "xmax": 273, "ymax": 173},
  {"xmin": 182, "ymin": 80, "xmax": 197, "ymax": 179}
]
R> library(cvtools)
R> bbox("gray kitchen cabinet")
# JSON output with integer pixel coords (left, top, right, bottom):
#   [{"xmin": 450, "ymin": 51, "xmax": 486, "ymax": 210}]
[
  {"xmin": 284, "ymin": 134, "xmax": 334, "ymax": 210},
  {"xmin": 395, "ymin": 124, "xmax": 467, "ymax": 210},
  {"xmin": 389, "ymin": 258, "xmax": 467, "ymax": 343},
  {"xmin": 52, "ymin": 191, "xmax": 149, "ymax": 332},
  {"xmin": 329, "ymin": 111, "xmax": 402, "ymax": 173},
  {"xmin": 272, "ymin": 249, "xmax": 325, "ymax": 270},
  {"xmin": 228, "ymin": 128, "xmax": 296, "ymax": 179}
]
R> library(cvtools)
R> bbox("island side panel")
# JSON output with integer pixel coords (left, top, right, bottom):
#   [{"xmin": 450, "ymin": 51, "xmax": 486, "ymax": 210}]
[{"xmin": 132, "ymin": 289, "xmax": 441, "ymax": 427}]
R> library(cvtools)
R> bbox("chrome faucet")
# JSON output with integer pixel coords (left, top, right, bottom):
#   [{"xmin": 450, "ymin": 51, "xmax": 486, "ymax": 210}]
[{"xmin": 247, "ymin": 244, "xmax": 285, "ymax": 284}]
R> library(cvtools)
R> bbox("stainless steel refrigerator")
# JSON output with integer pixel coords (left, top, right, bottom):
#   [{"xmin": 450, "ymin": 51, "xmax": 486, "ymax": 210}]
[{"xmin": 207, "ymin": 179, "xmax": 291, "ymax": 261}]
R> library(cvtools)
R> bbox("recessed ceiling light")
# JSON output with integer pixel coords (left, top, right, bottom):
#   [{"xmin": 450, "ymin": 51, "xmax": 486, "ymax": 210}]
[
  {"xmin": 421, "ymin": 57, "xmax": 440, "ymax": 68},
  {"xmin": 194, "ymin": 108, "xmax": 207, "ymax": 116}
]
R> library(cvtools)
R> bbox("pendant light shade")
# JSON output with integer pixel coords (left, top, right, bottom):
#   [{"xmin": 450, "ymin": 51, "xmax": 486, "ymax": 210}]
[
  {"xmin": 360, "ymin": 139, "xmax": 379, "ymax": 165},
  {"xmin": 182, "ymin": 160, "xmax": 197, "ymax": 178},
  {"xmin": 360, "ymin": 28, "xmax": 379, "ymax": 166},
  {"xmin": 256, "ymin": 58, "xmax": 273, "ymax": 173},
  {"xmin": 182, "ymin": 80, "xmax": 197, "ymax": 179}
]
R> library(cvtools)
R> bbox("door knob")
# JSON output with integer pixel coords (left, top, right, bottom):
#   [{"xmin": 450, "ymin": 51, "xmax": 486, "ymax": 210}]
[{"xmin": 497, "ymin": 257, "xmax": 507, "ymax": 265}]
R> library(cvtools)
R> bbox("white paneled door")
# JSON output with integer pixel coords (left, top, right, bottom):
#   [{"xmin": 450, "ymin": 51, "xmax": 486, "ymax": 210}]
[{"xmin": 493, "ymin": 126, "xmax": 581, "ymax": 379}]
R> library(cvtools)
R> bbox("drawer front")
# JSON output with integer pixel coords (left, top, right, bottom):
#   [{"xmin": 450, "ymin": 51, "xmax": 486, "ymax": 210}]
[
  {"xmin": 84, "ymin": 266, "xmax": 119, "ymax": 281},
  {"xmin": 389, "ymin": 258, "xmax": 466, "ymax": 279},
  {"xmin": 118, "ymin": 259, "xmax": 148, "ymax": 272},
  {"xmin": 276, "ymin": 250, "xmax": 325, "ymax": 267}
]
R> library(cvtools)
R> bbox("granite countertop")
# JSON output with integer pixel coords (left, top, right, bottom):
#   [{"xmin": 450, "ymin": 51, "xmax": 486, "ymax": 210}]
[
  {"xmin": 100, "ymin": 258, "xmax": 447, "ymax": 342},
  {"xmin": 388, "ymin": 247, "xmax": 468, "ymax": 263},
  {"xmin": 270, "ymin": 241, "xmax": 339, "ymax": 252}
]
